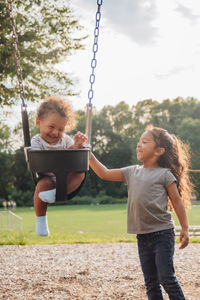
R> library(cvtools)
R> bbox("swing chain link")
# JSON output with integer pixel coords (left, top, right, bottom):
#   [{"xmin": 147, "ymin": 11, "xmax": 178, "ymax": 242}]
[
  {"xmin": 88, "ymin": 0, "xmax": 103, "ymax": 104},
  {"xmin": 7, "ymin": 0, "xmax": 26, "ymax": 107}
]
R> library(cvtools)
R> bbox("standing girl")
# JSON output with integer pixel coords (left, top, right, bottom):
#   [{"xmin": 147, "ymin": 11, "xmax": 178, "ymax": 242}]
[
  {"xmin": 89, "ymin": 125, "xmax": 193, "ymax": 300},
  {"xmin": 31, "ymin": 96, "xmax": 87, "ymax": 237}
]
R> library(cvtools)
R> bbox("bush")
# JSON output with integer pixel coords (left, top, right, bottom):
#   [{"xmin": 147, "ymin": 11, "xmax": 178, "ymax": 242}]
[
  {"xmin": 10, "ymin": 189, "xmax": 34, "ymax": 207},
  {"xmin": 67, "ymin": 196, "xmax": 95, "ymax": 205},
  {"xmin": 8, "ymin": 190, "xmax": 127, "ymax": 207},
  {"xmin": 67, "ymin": 194, "xmax": 127, "ymax": 205}
]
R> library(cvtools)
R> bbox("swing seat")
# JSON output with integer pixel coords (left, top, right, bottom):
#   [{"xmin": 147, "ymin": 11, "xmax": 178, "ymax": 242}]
[{"xmin": 25, "ymin": 147, "xmax": 90, "ymax": 203}]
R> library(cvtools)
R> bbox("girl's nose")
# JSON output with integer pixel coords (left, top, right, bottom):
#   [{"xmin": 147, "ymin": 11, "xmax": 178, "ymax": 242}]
[{"xmin": 52, "ymin": 128, "xmax": 59, "ymax": 136}]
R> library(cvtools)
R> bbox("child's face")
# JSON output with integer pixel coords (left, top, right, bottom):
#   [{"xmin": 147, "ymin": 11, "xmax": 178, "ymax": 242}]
[
  {"xmin": 36, "ymin": 112, "xmax": 67, "ymax": 145},
  {"xmin": 136, "ymin": 131, "xmax": 158, "ymax": 163}
]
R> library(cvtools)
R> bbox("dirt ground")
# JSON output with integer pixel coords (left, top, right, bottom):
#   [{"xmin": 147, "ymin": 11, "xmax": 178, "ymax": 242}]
[{"xmin": 0, "ymin": 243, "xmax": 199, "ymax": 300}]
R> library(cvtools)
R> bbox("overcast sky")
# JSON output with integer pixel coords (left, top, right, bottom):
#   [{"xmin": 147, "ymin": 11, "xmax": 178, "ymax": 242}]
[
  {"xmin": 63, "ymin": 0, "xmax": 200, "ymax": 111},
  {"xmin": 5, "ymin": 0, "xmax": 200, "ymax": 130}
]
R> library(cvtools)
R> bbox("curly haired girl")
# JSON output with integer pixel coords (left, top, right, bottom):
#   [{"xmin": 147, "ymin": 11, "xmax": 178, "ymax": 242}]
[{"xmin": 89, "ymin": 125, "xmax": 193, "ymax": 300}]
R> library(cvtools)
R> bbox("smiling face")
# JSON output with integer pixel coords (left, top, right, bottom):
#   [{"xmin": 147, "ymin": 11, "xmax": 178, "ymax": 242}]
[
  {"xmin": 136, "ymin": 131, "xmax": 164, "ymax": 167},
  {"xmin": 36, "ymin": 112, "xmax": 67, "ymax": 145}
]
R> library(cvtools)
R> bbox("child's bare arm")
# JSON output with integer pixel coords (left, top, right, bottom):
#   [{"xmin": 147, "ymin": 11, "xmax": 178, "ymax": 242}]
[
  {"xmin": 167, "ymin": 182, "xmax": 189, "ymax": 249},
  {"xmin": 89, "ymin": 153, "xmax": 123, "ymax": 182}
]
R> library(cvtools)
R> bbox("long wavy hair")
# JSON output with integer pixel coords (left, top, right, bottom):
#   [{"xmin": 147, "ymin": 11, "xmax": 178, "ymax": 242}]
[{"xmin": 146, "ymin": 125, "xmax": 193, "ymax": 209}]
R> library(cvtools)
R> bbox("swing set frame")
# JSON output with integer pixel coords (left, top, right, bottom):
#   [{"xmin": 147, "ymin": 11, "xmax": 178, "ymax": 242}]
[{"xmin": 7, "ymin": 0, "xmax": 103, "ymax": 202}]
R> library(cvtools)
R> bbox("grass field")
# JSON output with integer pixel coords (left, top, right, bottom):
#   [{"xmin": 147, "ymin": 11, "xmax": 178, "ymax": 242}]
[{"xmin": 0, "ymin": 203, "xmax": 200, "ymax": 245}]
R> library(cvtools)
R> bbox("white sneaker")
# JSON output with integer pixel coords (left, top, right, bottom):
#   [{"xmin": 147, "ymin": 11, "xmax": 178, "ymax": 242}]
[{"xmin": 39, "ymin": 189, "xmax": 56, "ymax": 204}]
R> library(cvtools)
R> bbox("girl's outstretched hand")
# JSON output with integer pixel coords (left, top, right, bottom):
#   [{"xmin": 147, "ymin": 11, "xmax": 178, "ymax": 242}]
[{"xmin": 179, "ymin": 229, "xmax": 189, "ymax": 249}]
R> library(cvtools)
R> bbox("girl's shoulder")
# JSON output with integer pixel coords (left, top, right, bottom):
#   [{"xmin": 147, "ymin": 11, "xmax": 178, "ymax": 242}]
[
  {"xmin": 145, "ymin": 167, "xmax": 175, "ymax": 178},
  {"xmin": 31, "ymin": 134, "xmax": 43, "ymax": 148},
  {"xmin": 31, "ymin": 133, "xmax": 40, "ymax": 142},
  {"xmin": 148, "ymin": 167, "xmax": 177, "ymax": 186},
  {"xmin": 121, "ymin": 164, "xmax": 142, "ymax": 174}
]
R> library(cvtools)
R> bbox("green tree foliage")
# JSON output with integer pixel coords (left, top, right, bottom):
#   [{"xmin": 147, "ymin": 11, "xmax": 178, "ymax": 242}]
[
  {"xmin": 0, "ymin": 121, "xmax": 12, "ymax": 151},
  {"xmin": 87, "ymin": 97, "xmax": 200, "ymax": 198},
  {"xmin": 177, "ymin": 117, "xmax": 200, "ymax": 193},
  {"xmin": 1, "ymin": 0, "xmax": 86, "ymax": 106},
  {"xmin": 0, "ymin": 119, "xmax": 15, "ymax": 200},
  {"xmin": 13, "ymin": 110, "xmax": 39, "ymax": 147},
  {"xmin": 0, "ymin": 152, "xmax": 14, "ymax": 199},
  {"xmin": 12, "ymin": 147, "xmax": 34, "ymax": 192},
  {"xmin": 1, "ymin": 97, "xmax": 200, "ymax": 205}
]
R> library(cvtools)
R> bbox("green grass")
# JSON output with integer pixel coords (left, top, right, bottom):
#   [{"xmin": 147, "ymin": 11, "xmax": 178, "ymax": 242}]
[
  {"xmin": 173, "ymin": 203, "xmax": 200, "ymax": 226},
  {"xmin": 0, "ymin": 203, "xmax": 200, "ymax": 245}
]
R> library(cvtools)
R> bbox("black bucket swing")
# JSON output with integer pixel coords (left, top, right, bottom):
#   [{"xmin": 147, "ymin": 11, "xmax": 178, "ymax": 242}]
[{"xmin": 7, "ymin": 0, "xmax": 103, "ymax": 203}]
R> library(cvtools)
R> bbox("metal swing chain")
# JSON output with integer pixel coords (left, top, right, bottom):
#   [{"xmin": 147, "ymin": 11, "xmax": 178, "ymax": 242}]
[
  {"xmin": 88, "ymin": 0, "xmax": 103, "ymax": 104},
  {"xmin": 7, "ymin": 0, "xmax": 31, "ymax": 147},
  {"xmin": 85, "ymin": 0, "xmax": 103, "ymax": 145},
  {"xmin": 7, "ymin": 0, "xmax": 26, "ymax": 107}
]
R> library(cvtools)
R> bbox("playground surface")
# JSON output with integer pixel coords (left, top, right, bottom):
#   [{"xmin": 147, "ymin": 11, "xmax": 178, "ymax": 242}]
[{"xmin": 0, "ymin": 243, "xmax": 199, "ymax": 299}]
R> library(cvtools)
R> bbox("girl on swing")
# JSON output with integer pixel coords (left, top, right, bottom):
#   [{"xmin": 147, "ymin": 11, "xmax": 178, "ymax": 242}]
[
  {"xmin": 31, "ymin": 96, "xmax": 87, "ymax": 236},
  {"xmin": 89, "ymin": 125, "xmax": 193, "ymax": 300}
]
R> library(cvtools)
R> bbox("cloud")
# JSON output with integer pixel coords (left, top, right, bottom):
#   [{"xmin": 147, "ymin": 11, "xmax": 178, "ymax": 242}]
[
  {"xmin": 72, "ymin": 0, "xmax": 159, "ymax": 45},
  {"xmin": 154, "ymin": 65, "xmax": 191, "ymax": 80},
  {"xmin": 175, "ymin": 3, "xmax": 199, "ymax": 24}
]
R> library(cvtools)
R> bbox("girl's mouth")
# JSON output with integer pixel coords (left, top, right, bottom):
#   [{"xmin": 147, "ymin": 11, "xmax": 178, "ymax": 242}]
[{"xmin": 48, "ymin": 136, "xmax": 59, "ymax": 144}]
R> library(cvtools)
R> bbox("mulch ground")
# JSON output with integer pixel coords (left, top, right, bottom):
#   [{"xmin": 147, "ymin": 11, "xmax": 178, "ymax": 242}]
[{"xmin": 0, "ymin": 243, "xmax": 199, "ymax": 299}]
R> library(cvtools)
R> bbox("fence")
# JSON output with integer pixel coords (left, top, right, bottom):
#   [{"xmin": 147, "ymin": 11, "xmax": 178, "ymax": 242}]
[
  {"xmin": 0, "ymin": 211, "xmax": 23, "ymax": 232},
  {"xmin": 175, "ymin": 225, "xmax": 200, "ymax": 237}
]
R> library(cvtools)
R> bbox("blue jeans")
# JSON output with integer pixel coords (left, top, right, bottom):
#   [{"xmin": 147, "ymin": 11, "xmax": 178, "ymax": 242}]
[{"xmin": 137, "ymin": 229, "xmax": 185, "ymax": 300}]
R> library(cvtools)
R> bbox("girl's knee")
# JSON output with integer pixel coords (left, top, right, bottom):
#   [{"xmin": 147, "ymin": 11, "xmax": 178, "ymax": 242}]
[
  {"xmin": 35, "ymin": 177, "xmax": 55, "ymax": 193},
  {"xmin": 68, "ymin": 172, "xmax": 85, "ymax": 183},
  {"xmin": 67, "ymin": 172, "xmax": 85, "ymax": 193},
  {"xmin": 77, "ymin": 172, "xmax": 85, "ymax": 181}
]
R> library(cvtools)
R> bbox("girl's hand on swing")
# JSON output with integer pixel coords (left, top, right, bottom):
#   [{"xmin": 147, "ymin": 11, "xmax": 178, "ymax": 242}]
[{"xmin": 72, "ymin": 131, "xmax": 88, "ymax": 149}]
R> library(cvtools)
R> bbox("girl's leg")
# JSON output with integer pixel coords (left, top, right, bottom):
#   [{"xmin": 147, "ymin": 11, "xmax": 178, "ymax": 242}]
[
  {"xmin": 137, "ymin": 235, "xmax": 164, "ymax": 300},
  {"xmin": 67, "ymin": 172, "xmax": 85, "ymax": 194},
  {"xmin": 154, "ymin": 229, "xmax": 185, "ymax": 300},
  {"xmin": 38, "ymin": 172, "xmax": 85, "ymax": 203},
  {"xmin": 34, "ymin": 177, "xmax": 55, "ymax": 236},
  {"xmin": 34, "ymin": 177, "xmax": 55, "ymax": 216}
]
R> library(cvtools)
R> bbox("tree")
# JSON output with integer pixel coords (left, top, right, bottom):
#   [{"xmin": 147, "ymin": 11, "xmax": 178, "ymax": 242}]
[
  {"xmin": 0, "ymin": 121, "xmax": 12, "ymax": 151},
  {"xmin": 177, "ymin": 118, "xmax": 200, "ymax": 168},
  {"xmin": 0, "ymin": 152, "xmax": 14, "ymax": 199},
  {"xmin": 13, "ymin": 110, "xmax": 39, "ymax": 148},
  {"xmin": 1, "ymin": 97, "xmax": 200, "ymax": 203},
  {"xmin": 83, "ymin": 102, "xmax": 134, "ymax": 198},
  {"xmin": 0, "ymin": 119, "xmax": 15, "ymax": 199},
  {"xmin": 1, "ymin": 0, "xmax": 86, "ymax": 106},
  {"xmin": 12, "ymin": 147, "xmax": 34, "ymax": 192}
]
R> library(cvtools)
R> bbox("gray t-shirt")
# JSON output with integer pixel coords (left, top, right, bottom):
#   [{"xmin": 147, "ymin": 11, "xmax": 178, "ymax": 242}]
[
  {"xmin": 121, "ymin": 165, "xmax": 176, "ymax": 234},
  {"xmin": 31, "ymin": 133, "xmax": 74, "ymax": 150}
]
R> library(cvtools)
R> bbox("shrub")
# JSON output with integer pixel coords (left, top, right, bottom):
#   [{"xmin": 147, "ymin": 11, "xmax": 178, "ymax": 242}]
[
  {"xmin": 10, "ymin": 189, "xmax": 34, "ymax": 207},
  {"xmin": 67, "ymin": 194, "xmax": 127, "ymax": 205}
]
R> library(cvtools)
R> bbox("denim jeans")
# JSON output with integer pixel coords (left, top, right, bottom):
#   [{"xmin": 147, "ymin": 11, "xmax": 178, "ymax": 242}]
[{"xmin": 137, "ymin": 229, "xmax": 185, "ymax": 300}]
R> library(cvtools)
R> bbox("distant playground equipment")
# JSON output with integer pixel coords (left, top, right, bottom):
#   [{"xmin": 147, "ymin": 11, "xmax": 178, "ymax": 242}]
[{"xmin": 0, "ymin": 210, "xmax": 23, "ymax": 232}]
